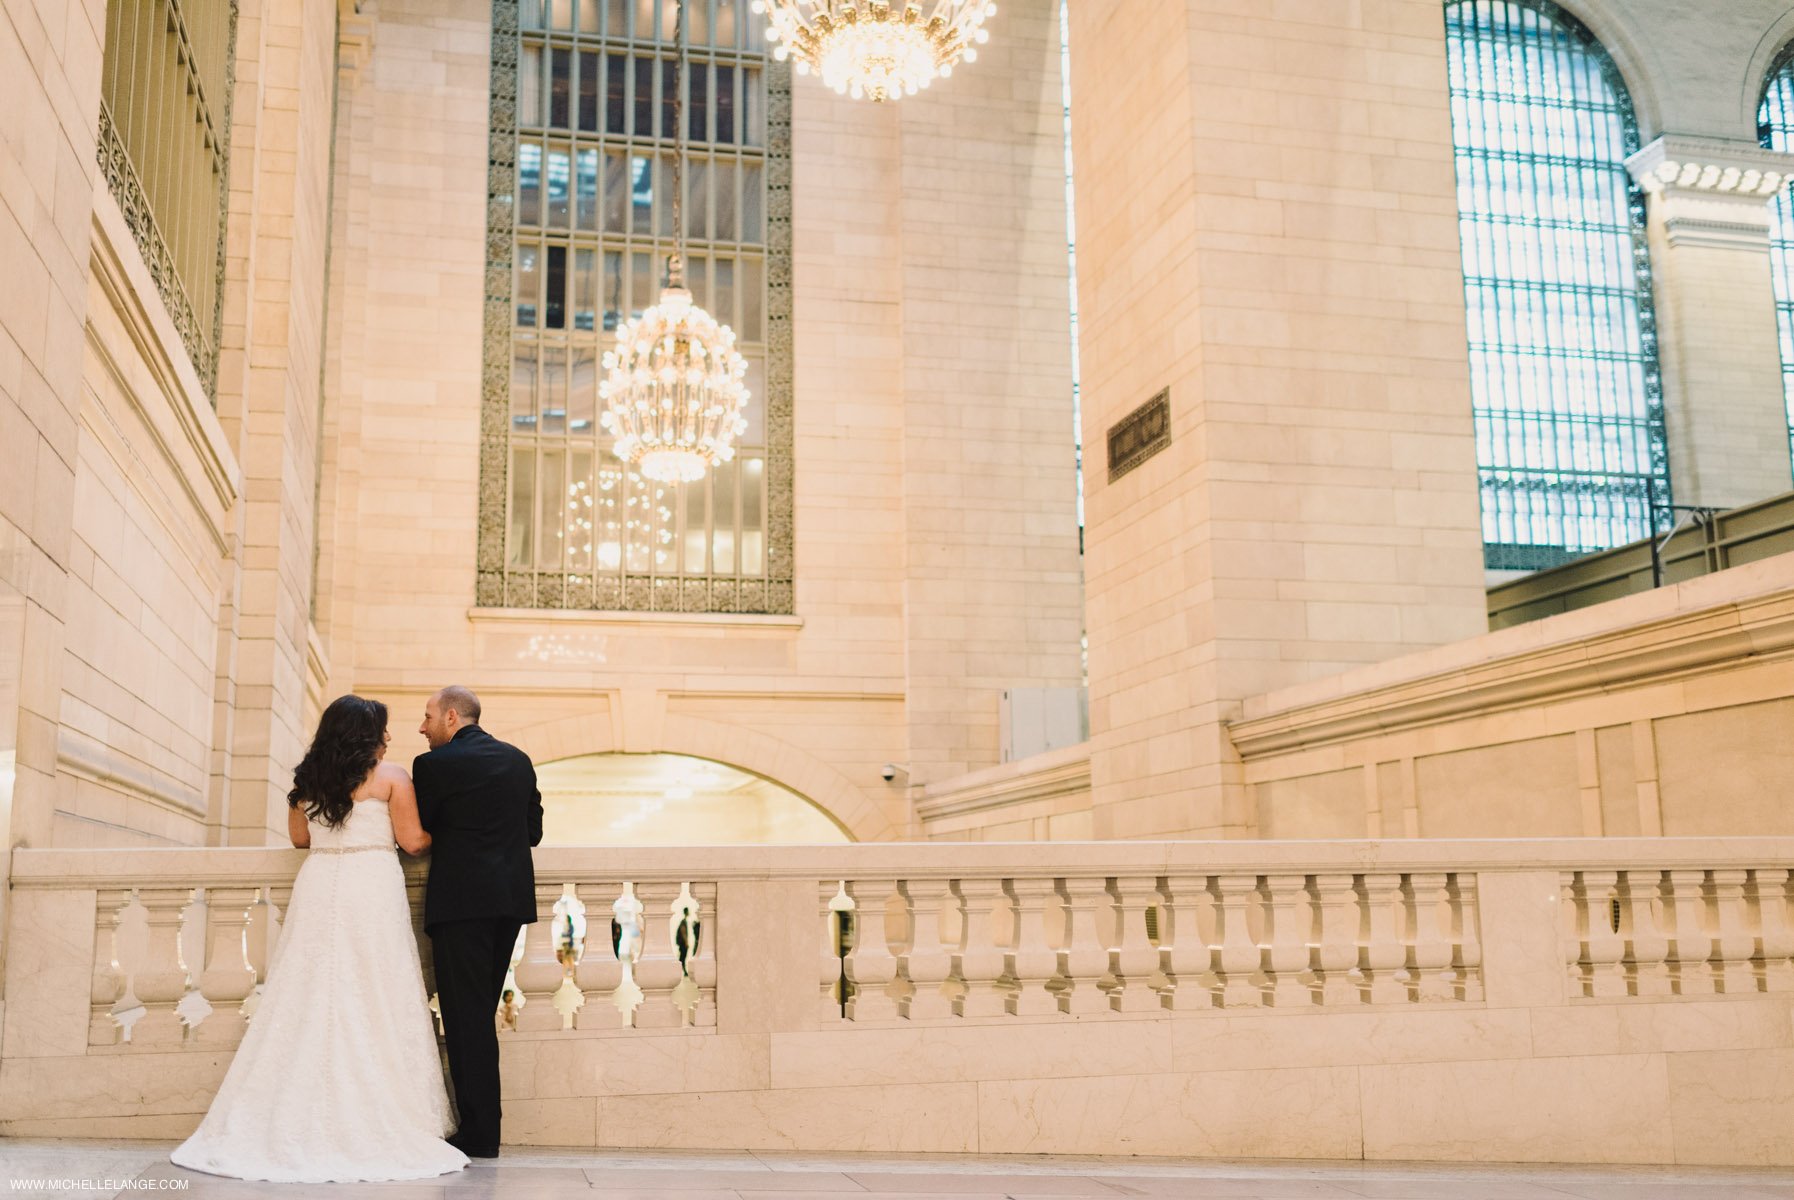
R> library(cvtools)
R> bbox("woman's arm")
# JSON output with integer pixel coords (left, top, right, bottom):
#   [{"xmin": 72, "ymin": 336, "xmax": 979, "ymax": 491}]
[
  {"xmin": 386, "ymin": 767, "xmax": 432, "ymax": 856},
  {"xmin": 287, "ymin": 803, "xmax": 311, "ymax": 849}
]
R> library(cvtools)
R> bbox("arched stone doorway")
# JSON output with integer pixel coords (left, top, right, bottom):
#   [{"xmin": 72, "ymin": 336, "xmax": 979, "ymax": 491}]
[{"xmin": 536, "ymin": 752, "xmax": 854, "ymax": 845}]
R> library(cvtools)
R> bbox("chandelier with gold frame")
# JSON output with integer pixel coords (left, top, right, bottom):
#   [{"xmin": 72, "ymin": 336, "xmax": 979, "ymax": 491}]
[
  {"xmin": 751, "ymin": 0, "xmax": 999, "ymax": 101},
  {"xmin": 598, "ymin": 4, "xmax": 750, "ymax": 484}
]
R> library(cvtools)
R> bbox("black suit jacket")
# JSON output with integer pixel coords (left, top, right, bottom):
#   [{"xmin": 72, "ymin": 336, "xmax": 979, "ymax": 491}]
[{"xmin": 414, "ymin": 725, "xmax": 544, "ymax": 931}]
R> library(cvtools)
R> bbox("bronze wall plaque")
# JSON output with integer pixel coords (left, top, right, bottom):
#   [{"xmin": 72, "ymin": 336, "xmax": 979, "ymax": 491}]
[{"xmin": 1107, "ymin": 388, "xmax": 1171, "ymax": 482}]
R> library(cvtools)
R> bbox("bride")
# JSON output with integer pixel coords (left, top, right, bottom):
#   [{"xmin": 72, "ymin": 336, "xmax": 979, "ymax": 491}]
[{"xmin": 172, "ymin": 695, "xmax": 469, "ymax": 1182}]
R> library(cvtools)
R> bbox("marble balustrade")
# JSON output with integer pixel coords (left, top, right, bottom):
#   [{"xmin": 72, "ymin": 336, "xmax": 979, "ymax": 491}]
[{"xmin": 4, "ymin": 838, "xmax": 1793, "ymax": 1162}]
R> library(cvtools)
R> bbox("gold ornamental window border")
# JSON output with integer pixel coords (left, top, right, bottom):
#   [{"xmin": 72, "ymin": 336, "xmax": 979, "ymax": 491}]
[
  {"xmin": 96, "ymin": 0, "xmax": 238, "ymax": 400},
  {"xmin": 476, "ymin": 0, "xmax": 795, "ymax": 616}
]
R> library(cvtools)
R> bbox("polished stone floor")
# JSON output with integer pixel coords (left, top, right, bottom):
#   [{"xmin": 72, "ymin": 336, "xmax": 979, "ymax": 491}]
[{"xmin": 0, "ymin": 1142, "xmax": 1791, "ymax": 1200}]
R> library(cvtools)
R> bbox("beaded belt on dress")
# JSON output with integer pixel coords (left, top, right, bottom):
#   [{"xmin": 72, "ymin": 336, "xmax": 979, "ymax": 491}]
[{"xmin": 309, "ymin": 844, "xmax": 395, "ymax": 855}]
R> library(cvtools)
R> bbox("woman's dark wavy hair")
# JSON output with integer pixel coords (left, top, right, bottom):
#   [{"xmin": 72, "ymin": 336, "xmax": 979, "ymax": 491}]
[{"xmin": 288, "ymin": 694, "xmax": 388, "ymax": 829}]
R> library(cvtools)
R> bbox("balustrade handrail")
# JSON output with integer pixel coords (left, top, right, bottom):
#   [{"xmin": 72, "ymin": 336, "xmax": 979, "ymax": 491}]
[{"xmin": 11, "ymin": 836, "xmax": 1793, "ymax": 889}]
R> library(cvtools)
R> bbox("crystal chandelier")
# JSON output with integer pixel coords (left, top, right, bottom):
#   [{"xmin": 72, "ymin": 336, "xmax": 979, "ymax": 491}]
[
  {"xmin": 599, "ymin": 3, "xmax": 750, "ymax": 484},
  {"xmin": 751, "ymin": 1, "xmax": 998, "ymax": 101}
]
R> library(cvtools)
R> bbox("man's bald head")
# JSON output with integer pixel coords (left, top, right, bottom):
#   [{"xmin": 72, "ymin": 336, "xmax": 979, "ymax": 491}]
[
  {"xmin": 420, "ymin": 685, "xmax": 482, "ymax": 748},
  {"xmin": 436, "ymin": 685, "xmax": 481, "ymax": 723}
]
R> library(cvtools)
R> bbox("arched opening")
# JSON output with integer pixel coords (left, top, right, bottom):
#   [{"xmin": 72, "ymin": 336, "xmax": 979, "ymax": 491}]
[{"xmin": 535, "ymin": 752, "xmax": 854, "ymax": 845}]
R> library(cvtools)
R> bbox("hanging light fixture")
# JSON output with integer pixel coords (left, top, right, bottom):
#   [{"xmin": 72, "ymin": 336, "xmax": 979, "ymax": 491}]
[
  {"xmin": 599, "ymin": 2, "xmax": 750, "ymax": 485},
  {"xmin": 751, "ymin": 1, "xmax": 998, "ymax": 101}
]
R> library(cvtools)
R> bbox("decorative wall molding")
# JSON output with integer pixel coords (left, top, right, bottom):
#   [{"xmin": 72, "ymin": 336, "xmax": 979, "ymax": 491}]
[
  {"xmin": 1626, "ymin": 135, "xmax": 1794, "ymax": 249},
  {"xmin": 914, "ymin": 743, "xmax": 1092, "ymax": 825},
  {"xmin": 56, "ymin": 728, "xmax": 208, "ymax": 819},
  {"xmin": 87, "ymin": 191, "xmax": 241, "ymax": 545},
  {"xmin": 1228, "ymin": 586, "xmax": 1794, "ymax": 758}
]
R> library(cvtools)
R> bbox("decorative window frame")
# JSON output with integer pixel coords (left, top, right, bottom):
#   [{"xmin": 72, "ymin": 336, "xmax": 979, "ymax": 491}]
[
  {"xmin": 95, "ymin": 0, "xmax": 239, "ymax": 400},
  {"xmin": 1444, "ymin": 0, "xmax": 1670, "ymax": 572},
  {"xmin": 476, "ymin": 0, "xmax": 795, "ymax": 614}
]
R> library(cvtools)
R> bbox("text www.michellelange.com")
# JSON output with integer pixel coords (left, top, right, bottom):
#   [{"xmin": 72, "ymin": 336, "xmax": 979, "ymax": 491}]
[{"xmin": 9, "ymin": 1180, "xmax": 189, "ymax": 1192}]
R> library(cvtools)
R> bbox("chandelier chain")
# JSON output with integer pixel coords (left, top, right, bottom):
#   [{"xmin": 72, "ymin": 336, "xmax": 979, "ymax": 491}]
[{"xmin": 669, "ymin": 0, "xmax": 686, "ymax": 287}]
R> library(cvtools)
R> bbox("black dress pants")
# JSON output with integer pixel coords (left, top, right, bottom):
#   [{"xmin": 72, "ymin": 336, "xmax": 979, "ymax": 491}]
[{"xmin": 429, "ymin": 917, "xmax": 522, "ymax": 1150}]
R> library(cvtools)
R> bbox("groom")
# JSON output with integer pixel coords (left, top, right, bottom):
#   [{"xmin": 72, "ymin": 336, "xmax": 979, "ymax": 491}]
[{"xmin": 415, "ymin": 685, "xmax": 543, "ymax": 1158}]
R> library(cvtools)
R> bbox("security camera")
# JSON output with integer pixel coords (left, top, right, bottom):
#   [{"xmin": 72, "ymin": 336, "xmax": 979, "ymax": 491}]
[{"xmin": 881, "ymin": 763, "xmax": 900, "ymax": 782}]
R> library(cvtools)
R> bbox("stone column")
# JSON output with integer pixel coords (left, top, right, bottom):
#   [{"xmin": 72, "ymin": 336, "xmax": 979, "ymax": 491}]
[
  {"xmin": 210, "ymin": 0, "xmax": 345, "ymax": 842},
  {"xmin": 1067, "ymin": 0, "xmax": 1488, "ymax": 837},
  {"xmin": 892, "ymin": 0, "xmax": 1084, "ymax": 788},
  {"xmin": 1625, "ymin": 136, "xmax": 1794, "ymax": 511}
]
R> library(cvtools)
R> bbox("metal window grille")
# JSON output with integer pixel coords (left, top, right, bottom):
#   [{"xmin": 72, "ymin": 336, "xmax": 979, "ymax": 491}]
[
  {"xmin": 97, "ymin": 0, "xmax": 237, "ymax": 398},
  {"xmin": 491, "ymin": 0, "xmax": 786, "ymax": 613},
  {"xmin": 1443, "ymin": 0, "xmax": 1668, "ymax": 572},
  {"xmin": 1759, "ymin": 46, "xmax": 1794, "ymax": 471}
]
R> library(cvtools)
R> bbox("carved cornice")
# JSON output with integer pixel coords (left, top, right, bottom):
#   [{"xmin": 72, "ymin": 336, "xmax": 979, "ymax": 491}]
[
  {"xmin": 1626, "ymin": 135, "xmax": 1794, "ymax": 249},
  {"xmin": 914, "ymin": 745, "xmax": 1092, "ymax": 824},
  {"xmin": 338, "ymin": 0, "xmax": 375, "ymax": 82},
  {"xmin": 1228, "ymin": 588, "xmax": 1794, "ymax": 759}
]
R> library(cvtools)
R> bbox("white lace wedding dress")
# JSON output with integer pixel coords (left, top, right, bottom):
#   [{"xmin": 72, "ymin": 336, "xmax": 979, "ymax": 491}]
[{"xmin": 171, "ymin": 799, "xmax": 468, "ymax": 1182}]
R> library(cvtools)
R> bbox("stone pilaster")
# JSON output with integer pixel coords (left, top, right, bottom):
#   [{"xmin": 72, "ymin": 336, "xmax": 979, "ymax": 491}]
[
  {"xmin": 1069, "ymin": 0, "xmax": 1489, "ymax": 838},
  {"xmin": 1626, "ymin": 135, "xmax": 1794, "ymax": 510}
]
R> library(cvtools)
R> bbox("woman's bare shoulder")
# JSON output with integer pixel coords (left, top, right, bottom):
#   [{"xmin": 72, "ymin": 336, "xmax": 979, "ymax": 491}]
[{"xmin": 374, "ymin": 760, "xmax": 412, "ymax": 786}]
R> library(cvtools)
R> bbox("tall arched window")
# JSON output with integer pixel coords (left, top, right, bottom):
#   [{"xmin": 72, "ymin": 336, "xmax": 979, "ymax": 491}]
[
  {"xmin": 1759, "ymin": 45, "xmax": 1794, "ymax": 468},
  {"xmin": 478, "ymin": 0, "xmax": 794, "ymax": 614},
  {"xmin": 1444, "ymin": 0, "xmax": 1667, "ymax": 571}
]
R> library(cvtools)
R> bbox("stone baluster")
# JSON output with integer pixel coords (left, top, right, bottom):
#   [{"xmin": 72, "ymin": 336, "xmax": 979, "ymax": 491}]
[
  {"xmin": 553, "ymin": 885, "xmax": 591, "ymax": 1026},
  {"xmin": 1446, "ymin": 872, "xmax": 1483, "ymax": 1001},
  {"xmin": 130, "ymin": 887, "xmax": 195, "ymax": 1044},
  {"xmin": 1160, "ymin": 873, "xmax": 1216, "ymax": 1010},
  {"xmin": 1709, "ymin": 868, "xmax": 1757, "ymax": 994},
  {"xmin": 1568, "ymin": 870, "xmax": 1624, "ymax": 998},
  {"xmin": 513, "ymin": 884, "xmax": 571, "ymax": 1031},
  {"xmin": 632, "ymin": 880, "xmax": 687, "ymax": 1028},
  {"xmin": 1665, "ymin": 869, "xmax": 1717, "ymax": 995},
  {"xmin": 820, "ymin": 880, "xmax": 850, "ymax": 1020},
  {"xmin": 1002, "ymin": 875, "xmax": 1063, "ymax": 1016},
  {"xmin": 664, "ymin": 882, "xmax": 704, "ymax": 1026},
  {"xmin": 193, "ymin": 886, "xmax": 259, "ymax": 1045},
  {"xmin": 952, "ymin": 877, "xmax": 1009, "ymax": 1017},
  {"xmin": 1056, "ymin": 875, "xmax": 1113, "ymax": 1016},
  {"xmin": 1106, "ymin": 875, "xmax": 1164, "ymax": 1013},
  {"xmin": 1311, "ymin": 873, "xmax": 1360, "ymax": 1006},
  {"xmin": 1559, "ymin": 873, "xmax": 1583, "ymax": 994},
  {"xmin": 242, "ymin": 885, "xmax": 289, "ymax": 1023},
  {"xmin": 843, "ymin": 878, "xmax": 900, "ymax": 1020},
  {"xmin": 1403, "ymin": 873, "xmax": 1456, "ymax": 1002},
  {"xmin": 90, "ymin": 888, "xmax": 139, "ymax": 1046},
  {"xmin": 686, "ymin": 882, "xmax": 718, "ymax": 1026},
  {"xmin": 897, "ymin": 878, "xmax": 954, "ymax": 1019},
  {"xmin": 572, "ymin": 880, "xmax": 624, "ymax": 1030},
  {"xmin": 1750, "ymin": 868, "xmax": 1794, "ymax": 992},
  {"xmin": 1262, "ymin": 874, "xmax": 1312, "ymax": 1007},
  {"xmin": 1213, "ymin": 874, "xmax": 1264, "ymax": 1008},
  {"xmin": 1357, "ymin": 873, "xmax": 1407, "ymax": 1004},
  {"xmin": 1618, "ymin": 869, "xmax": 1672, "ymax": 996}
]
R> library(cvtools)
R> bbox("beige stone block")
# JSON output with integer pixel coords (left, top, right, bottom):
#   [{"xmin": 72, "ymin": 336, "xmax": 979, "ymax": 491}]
[
  {"xmin": 1360, "ymin": 1054, "xmax": 1672, "ymax": 1163},
  {"xmin": 598, "ymin": 1082, "xmax": 979, "ymax": 1152},
  {"xmin": 1415, "ymin": 737, "xmax": 1581, "ymax": 838},
  {"xmin": 508, "ymin": 1032, "xmax": 769, "ymax": 1099},
  {"xmin": 978, "ymin": 1066, "xmax": 1362, "ymax": 1157},
  {"xmin": 1530, "ymin": 998, "xmax": 1794, "ymax": 1061},
  {"xmin": 0, "ymin": 1052, "xmax": 229, "ymax": 1121},
  {"xmin": 1, "ymin": 886, "xmax": 96, "ymax": 1059},
  {"xmin": 1171, "ymin": 1008, "xmax": 1533, "ymax": 1072},
  {"xmin": 1665, "ymin": 1047, "xmax": 1794, "ymax": 1165},
  {"xmin": 506, "ymin": 1096, "xmax": 598, "ymax": 1147},
  {"xmin": 770, "ymin": 1020, "xmax": 1172, "ymax": 1090}
]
